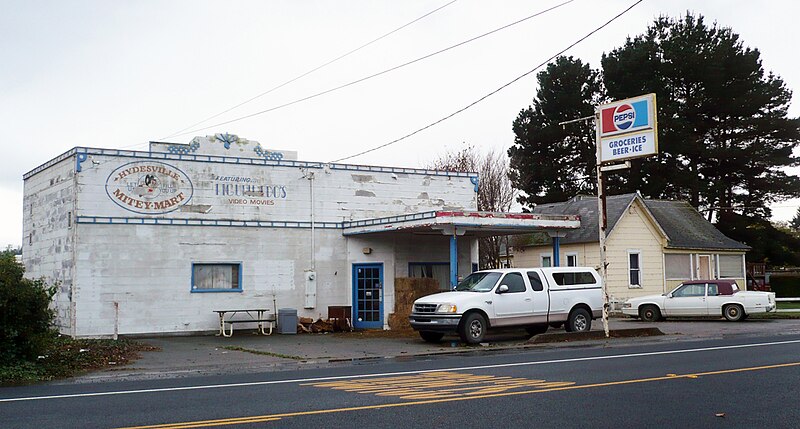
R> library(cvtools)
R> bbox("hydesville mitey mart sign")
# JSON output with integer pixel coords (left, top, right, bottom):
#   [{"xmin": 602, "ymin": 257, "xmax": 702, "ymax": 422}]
[{"xmin": 597, "ymin": 93, "xmax": 658, "ymax": 164}]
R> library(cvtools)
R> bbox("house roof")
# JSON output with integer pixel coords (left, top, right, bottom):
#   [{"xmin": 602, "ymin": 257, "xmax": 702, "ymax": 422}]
[{"xmin": 531, "ymin": 193, "xmax": 750, "ymax": 251}]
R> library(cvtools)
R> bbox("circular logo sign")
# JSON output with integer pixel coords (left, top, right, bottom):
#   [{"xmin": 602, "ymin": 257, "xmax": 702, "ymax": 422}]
[
  {"xmin": 105, "ymin": 161, "xmax": 193, "ymax": 214},
  {"xmin": 613, "ymin": 104, "xmax": 635, "ymax": 130}
]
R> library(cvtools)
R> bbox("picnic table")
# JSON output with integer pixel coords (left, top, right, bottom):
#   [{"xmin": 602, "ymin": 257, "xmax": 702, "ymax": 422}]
[{"xmin": 213, "ymin": 309, "xmax": 275, "ymax": 337}]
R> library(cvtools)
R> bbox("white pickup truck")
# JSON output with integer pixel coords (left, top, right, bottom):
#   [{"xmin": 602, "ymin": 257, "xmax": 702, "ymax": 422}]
[{"xmin": 409, "ymin": 267, "xmax": 604, "ymax": 344}]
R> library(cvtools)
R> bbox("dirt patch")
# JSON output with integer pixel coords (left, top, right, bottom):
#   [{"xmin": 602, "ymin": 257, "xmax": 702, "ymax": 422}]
[{"xmin": 529, "ymin": 328, "xmax": 665, "ymax": 344}]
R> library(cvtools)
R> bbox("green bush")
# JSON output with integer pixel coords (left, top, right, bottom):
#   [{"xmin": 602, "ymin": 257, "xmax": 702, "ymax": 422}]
[
  {"xmin": 769, "ymin": 275, "xmax": 800, "ymax": 298},
  {"xmin": 0, "ymin": 252, "xmax": 57, "ymax": 364}
]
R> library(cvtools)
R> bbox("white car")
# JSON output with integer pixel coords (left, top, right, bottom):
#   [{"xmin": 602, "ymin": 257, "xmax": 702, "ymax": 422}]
[{"xmin": 622, "ymin": 280, "xmax": 776, "ymax": 322}]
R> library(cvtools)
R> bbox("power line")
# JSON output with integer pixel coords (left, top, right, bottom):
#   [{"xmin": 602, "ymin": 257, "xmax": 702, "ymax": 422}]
[
  {"xmin": 159, "ymin": 0, "xmax": 460, "ymax": 141},
  {"xmin": 331, "ymin": 0, "xmax": 644, "ymax": 163},
  {"xmin": 164, "ymin": 0, "xmax": 578, "ymax": 141}
]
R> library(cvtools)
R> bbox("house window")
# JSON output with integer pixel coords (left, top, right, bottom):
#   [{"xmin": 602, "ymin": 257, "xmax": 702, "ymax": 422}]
[
  {"xmin": 566, "ymin": 253, "xmax": 577, "ymax": 267},
  {"xmin": 191, "ymin": 263, "xmax": 242, "ymax": 292},
  {"xmin": 628, "ymin": 251, "xmax": 641, "ymax": 288},
  {"xmin": 665, "ymin": 254, "xmax": 692, "ymax": 280},
  {"xmin": 718, "ymin": 255, "xmax": 745, "ymax": 278},
  {"xmin": 409, "ymin": 263, "xmax": 450, "ymax": 291},
  {"xmin": 540, "ymin": 255, "xmax": 552, "ymax": 267}
]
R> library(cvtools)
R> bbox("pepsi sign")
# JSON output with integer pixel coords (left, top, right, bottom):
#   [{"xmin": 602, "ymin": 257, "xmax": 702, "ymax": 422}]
[
  {"xmin": 596, "ymin": 93, "xmax": 658, "ymax": 163},
  {"xmin": 598, "ymin": 94, "xmax": 656, "ymax": 138}
]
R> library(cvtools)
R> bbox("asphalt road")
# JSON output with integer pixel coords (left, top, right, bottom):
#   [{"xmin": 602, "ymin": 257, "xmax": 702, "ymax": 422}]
[{"xmin": 3, "ymin": 334, "xmax": 800, "ymax": 428}]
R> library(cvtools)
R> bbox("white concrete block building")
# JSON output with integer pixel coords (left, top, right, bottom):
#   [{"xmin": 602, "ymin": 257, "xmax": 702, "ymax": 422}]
[{"xmin": 23, "ymin": 135, "xmax": 578, "ymax": 337}]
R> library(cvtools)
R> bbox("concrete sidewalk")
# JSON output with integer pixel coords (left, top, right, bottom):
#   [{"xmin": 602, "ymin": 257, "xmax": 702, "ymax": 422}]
[{"xmin": 68, "ymin": 317, "xmax": 800, "ymax": 384}]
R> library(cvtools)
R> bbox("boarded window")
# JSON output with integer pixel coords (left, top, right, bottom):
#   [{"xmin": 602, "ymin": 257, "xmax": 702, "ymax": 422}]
[
  {"xmin": 665, "ymin": 254, "xmax": 692, "ymax": 280},
  {"xmin": 409, "ymin": 263, "xmax": 450, "ymax": 291},
  {"xmin": 718, "ymin": 255, "xmax": 744, "ymax": 278},
  {"xmin": 192, "ymin": 263, "xmax": 241, "ymax": 291}
]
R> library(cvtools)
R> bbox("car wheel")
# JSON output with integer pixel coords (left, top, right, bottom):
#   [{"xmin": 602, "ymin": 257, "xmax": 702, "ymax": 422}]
[
  {"xmin": 639, "ymin": 305, "xmax": 662, "ymax": 323},
  {"xmin": 723, "ymin": 304, "xmax": 745, "ymax": 322},
  {"xmin": 419, "ymin": 331, "xmax": 444, "ymax": 343},
  {"xmin": 526, "ymin": 324, "xmax": 548, "ymax": 337},
  {"xmin": 459, "ymin": 312, "xmax": 487, "ymax": 344},
  {"xmin": 566, "ymin": 308, "xmax": 591, "ymax": 333}
]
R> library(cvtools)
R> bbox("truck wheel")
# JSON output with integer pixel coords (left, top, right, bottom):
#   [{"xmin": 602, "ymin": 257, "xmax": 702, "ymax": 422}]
[
  {"xmin": 526, "ymin": 324, "xmax": 548, "ymax": 337},
  {"xmin": 639, "ymin": 305, "xmax": 662, "ymax": 322},
  {"xmin": 723, "ymin": 304, "xmax": 745, "ymax": 322},
  {"xmin": 566, "ymin": 308, "xmax": 591, "ymax": 333},
  {"xmin": 419, "ymin": 331, "xmax": 444, "ymax": 343},
  {"xmin": 459, "ymin": 312, "xmax": 487, "ymax": 344}
]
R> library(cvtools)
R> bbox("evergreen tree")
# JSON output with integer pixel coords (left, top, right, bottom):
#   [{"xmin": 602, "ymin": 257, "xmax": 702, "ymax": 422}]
[
  {"xmin": 508, "ymin": 56, "xmax": 603, "ymax": 206},
  {"xmin": 790, "ymin": 207, "xmax": 800, "ymax": 231},
  {"xmin": 601, "ymin": 13, "xmax": 800, "ymax": 220}
]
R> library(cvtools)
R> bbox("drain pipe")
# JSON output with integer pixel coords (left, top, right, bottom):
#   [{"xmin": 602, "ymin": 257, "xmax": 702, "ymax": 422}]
[{"xmin": 309, "ymin": 171, "xmax": 315, "ymax": 271}]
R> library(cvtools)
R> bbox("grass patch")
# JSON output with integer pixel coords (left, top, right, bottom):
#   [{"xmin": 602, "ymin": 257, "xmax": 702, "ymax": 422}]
[
  {"xmin": 749, "ymin": 312, "xmax": 800, "ymax": 319},
  {"xmin": 778, "ymin": 302, "xmax": 800, "ymax": 310},
  {"xmin": 221, "ymin": 346, "xmax": 305, "ymax": 360},
  {"xmin": 0, "ymin": 336, "xmax": 158, "ymax": 385}
]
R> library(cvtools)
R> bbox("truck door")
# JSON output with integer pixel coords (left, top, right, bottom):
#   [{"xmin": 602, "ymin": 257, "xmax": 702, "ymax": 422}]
[
  {"xmin": 526, "ymin": 271, "xmax": 550, "ymax": 323},
  {"xmin": 492, "ymin": 272, "xmax": 534, "ymax": 322}
]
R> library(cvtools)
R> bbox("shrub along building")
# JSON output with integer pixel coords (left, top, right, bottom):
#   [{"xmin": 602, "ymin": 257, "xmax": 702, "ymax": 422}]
[
  {"xmin": 512, "ymin": 194, "xmax": 750, "ymax": 308},
  {"xmin": 23, "ymin": 135, "xmax": 579, "ymax": 338}
]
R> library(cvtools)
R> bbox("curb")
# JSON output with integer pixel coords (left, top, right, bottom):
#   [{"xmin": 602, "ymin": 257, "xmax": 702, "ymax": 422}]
[{"xmin": 529, "ymin": 328, "xmax": 665, "ymax": 344}]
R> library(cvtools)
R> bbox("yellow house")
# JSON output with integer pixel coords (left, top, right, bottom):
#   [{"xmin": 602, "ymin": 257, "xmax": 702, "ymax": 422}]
[{"xmin": 512, "ymin": 193, "xmax": 750, "ymax": 308}]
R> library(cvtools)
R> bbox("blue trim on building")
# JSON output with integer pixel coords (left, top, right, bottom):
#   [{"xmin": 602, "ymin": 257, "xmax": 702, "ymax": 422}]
[
  {"xmin": 75, "ymin": 216, "xmax": 343, "ymax": 229},
  {"xmin": 470, "ymin": 176, "xmax": 479, "ymax": 192},
  {"xmin": 552, "ymin": 236, "xmax": 561, "ymax": 267},
  {"xmin": 449, "ymin": 235, "xmax": 458, "ymax": 288},
  {"xmin": 24, "ymin": 148, "xmax": 78, "ymax": 179},
  {"xmin": 24, "ymin": 146, "xmax": 479, "ymax": 180},
  {"xmin": 352, "ymin": 263, "xmax": 384, "ymax": 329},
  {"xmin": 342, "ymin": 211, "xmax": 437, "ymax": 229},
  {"xmin": 190, "ymin": 262, "xmax": 243, "ymax": 293},
  {"xmin": 76, "ymin": 153, "xmax": 88, "ymax": 173},
  {"xmin": 331, "ymin": 163, "xmax": 476, "ymax": 178}
]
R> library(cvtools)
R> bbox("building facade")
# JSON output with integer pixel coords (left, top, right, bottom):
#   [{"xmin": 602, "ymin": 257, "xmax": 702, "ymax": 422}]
[
  {"xmin": 513, "ymin": 194, "xmax": 750, "ymax": 307},
  {"xmin": 23, "ymin": 135, "xmax": 578, "ymax": 337}
]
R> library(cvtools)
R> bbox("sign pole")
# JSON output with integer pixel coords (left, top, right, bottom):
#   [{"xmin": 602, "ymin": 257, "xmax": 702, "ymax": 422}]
[{"xmin": 595, "ymin": 110, "xmax": 610, "ymax": 339}]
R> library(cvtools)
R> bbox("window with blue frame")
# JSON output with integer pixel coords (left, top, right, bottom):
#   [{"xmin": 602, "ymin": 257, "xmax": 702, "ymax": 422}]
[
  {"xmin": 409, "ymin": 262, "xmax": 450, "ymax": 290},
  {"xmin": 191, "ymin": 263, "xmax": 242, "ymax": 292}
]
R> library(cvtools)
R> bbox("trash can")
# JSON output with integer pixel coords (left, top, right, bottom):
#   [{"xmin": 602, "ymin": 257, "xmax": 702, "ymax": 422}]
[{"xmin": 278, "ymin": 308, "xmax": 297, "ymax": 334}]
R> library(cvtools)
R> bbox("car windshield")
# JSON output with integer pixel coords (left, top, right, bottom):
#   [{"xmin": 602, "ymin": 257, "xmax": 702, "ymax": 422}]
[{"xmin": 454, "ymin": 272, "xmax": 501, "ymax": 292}]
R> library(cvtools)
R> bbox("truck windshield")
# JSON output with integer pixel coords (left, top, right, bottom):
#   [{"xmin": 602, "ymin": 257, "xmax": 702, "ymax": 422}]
[{"xmin": 455, "ymin": 272, "xmax": 501, "ymax": 292}]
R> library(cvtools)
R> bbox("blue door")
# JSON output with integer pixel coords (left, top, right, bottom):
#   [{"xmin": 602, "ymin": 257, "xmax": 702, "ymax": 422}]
[{"xmin": 352, "ymin": 263, "xmax": 384, "ymax": 329}]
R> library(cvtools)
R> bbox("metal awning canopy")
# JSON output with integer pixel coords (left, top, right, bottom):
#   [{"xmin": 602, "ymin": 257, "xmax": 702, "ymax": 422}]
[
  {"xmin": 342, "ymin": 210, "xmax": 581, "ymax": 237},
  {"xmin": 343, "ymin": 210, "xmax": 581, "ymax": 288}
]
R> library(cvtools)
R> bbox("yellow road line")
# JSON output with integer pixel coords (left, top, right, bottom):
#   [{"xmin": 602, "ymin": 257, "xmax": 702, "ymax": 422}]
[{"xmin": 117, "ymin": 361, "xmax": 800, "ymax": 429}]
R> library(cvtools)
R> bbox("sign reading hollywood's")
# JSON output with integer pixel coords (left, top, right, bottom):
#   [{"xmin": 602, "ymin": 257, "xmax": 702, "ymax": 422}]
[
  {"xmin": 597, "ymin": 93, "xmax": 658, "ymax": 163},
  {"xmin": 213, "ymin": 175, "xmax": 288, "ymax": 206},
  {"xmin": 105, "ymin": 161, "xmax": 193, "ymax": 214}
]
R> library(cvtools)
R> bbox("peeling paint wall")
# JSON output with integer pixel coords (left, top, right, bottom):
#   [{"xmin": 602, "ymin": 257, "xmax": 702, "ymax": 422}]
[
  {"xmin": 22, "ymin": 157, "xmax": 76, "ymax": 335},
  {"xmin": 24, "ymin": 147, "xmax": 478, "ymax": 337}
]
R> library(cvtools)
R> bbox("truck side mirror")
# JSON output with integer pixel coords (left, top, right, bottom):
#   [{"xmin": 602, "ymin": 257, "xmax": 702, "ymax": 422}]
[{"xmin": 497, "ymin": 285, "xmax": 509, "ymax": 294}]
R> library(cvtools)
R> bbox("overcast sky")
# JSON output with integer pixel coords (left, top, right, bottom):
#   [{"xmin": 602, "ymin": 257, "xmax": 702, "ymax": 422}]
[{"xmin": 2, "ymin": 0, "xmax": 799, "ymax": 247}]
